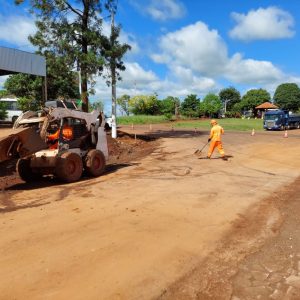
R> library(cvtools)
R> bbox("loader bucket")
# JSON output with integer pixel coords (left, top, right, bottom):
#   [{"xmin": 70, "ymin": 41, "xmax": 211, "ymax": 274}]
[{"xmin": 0, "ymin": 127, "xmax": 47, "ymax": 163}]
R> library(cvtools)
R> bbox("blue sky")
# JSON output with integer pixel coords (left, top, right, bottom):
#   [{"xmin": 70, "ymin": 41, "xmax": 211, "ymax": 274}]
[{"xmin": 0, "ymin": 0, "xmax": 300, "ymax": 113}]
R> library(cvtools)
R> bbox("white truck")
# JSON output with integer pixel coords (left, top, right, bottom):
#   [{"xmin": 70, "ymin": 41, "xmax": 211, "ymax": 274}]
[
  {"xmin": 0, "ymin": 97, "xmax": 22, "ymax": 124},
  {"xmin": 0, "ymin": 100, "xmax": 108, "ymax": 183}
]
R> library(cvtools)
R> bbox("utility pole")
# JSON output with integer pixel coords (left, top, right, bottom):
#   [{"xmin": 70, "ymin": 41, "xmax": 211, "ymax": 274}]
[
  {"xmin": 77, "ymin": 65, "xmax": 82, "ymax": 96},
  {"xmin": 224, "ymin": 99, "xmax": 231, "ymax": 113},
  {"xmin": 110, "ymin": 5, "xmax": 117, "ymax": 139}
]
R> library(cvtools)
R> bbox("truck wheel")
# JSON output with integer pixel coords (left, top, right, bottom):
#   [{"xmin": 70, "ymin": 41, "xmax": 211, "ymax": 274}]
[
  {"xmin": 84, "ymin": 149, "xmax": 106, "ymax": 177},
  {"xmin": 56, "ymin": 152, "xmax": 83, "ymax": 183},
  {"xmin": 16, "ymin": 158, "xmax": 39, "ymax": 182},
  {"xmin": 12, "ymin": 116, "xmax": 18, "ymax": 126}
]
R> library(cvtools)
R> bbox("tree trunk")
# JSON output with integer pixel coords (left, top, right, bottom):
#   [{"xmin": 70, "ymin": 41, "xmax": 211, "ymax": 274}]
[{"xmin": 81, "ymin": 72, "xmax": 88, "ymax": 112}]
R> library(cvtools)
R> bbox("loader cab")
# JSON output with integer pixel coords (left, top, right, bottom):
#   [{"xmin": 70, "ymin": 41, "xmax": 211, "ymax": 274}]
[
  {"xmin": 45, "ymin": 99, "xmax": 78, "ymax": 110},
  {"xmin": 46, "ymin": 117, "xmax": 90, "ymax": 150}
]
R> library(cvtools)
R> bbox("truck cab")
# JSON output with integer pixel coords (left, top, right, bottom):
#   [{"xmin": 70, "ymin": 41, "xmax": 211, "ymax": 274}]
[
  {"xmin": 263, "ymin": 110, "xmax": 287, "ymax": 130},
  {"xmin": 264, "ymin": 109, "xmax": 300, "ymax": 130}
]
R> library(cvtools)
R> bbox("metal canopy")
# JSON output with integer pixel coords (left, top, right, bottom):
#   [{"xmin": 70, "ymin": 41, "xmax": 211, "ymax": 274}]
[{"xmin": 0, "ymin": 46, "xmax": 46, "ymax": 77}]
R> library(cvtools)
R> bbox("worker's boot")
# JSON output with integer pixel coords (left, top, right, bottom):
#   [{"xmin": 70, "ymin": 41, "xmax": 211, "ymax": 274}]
[{"xmin": 222, "ymin": 156, "xmax": 228, "ymax": 161}]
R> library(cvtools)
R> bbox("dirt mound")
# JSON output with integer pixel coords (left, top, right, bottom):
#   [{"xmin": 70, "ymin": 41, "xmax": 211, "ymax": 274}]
[{"xmin": 107, "ymin": 130, "xmax": 157, "ymax": 164}]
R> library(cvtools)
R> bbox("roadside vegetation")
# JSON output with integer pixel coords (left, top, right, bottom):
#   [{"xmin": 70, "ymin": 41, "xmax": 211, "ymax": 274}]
[
  {"xmin": 114, "ymin": 85, "xmax": 300, "ymax": 122},
  {"xmin": 175, "ymin": 118, "xmax": 263, "ymax": 131},
  {"xmin": 0, "ymin": 102, "xmax": 8, "ymax": 120},
  {"xmin": 116, "ymin": 115, "xmax": 263, "ymax": 131},
  {"xmin": 117, "ymin": 115, "xmax": 169, "ymax": 125}
]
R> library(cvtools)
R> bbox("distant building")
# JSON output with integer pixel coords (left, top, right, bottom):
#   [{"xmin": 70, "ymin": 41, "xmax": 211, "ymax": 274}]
[{"xmin": 255, "ymin": 102, "xmax": 279, "ymax": 119}]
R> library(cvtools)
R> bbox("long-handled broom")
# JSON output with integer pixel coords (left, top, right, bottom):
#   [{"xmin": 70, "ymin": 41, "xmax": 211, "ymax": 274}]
[{"xmin": 194, "ymin": 141, "xmax": 209, "ymax": 156}]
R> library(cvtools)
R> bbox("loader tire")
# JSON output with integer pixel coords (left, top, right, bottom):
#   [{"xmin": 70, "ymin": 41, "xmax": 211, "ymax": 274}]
[
  {"xmin": 17, "ymin": 158, "xmax": 39, "ymax": 182},
  {"xmin": 56, "ymin": 152, "xmax": 83, "ymax": 183},
  {"xmin": 84, "ymin": 149, "xmax": 106, "ymax": 177}
]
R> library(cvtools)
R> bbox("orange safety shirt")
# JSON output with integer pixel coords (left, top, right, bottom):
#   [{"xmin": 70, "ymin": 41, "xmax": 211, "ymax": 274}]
[
  {"xmin": 209, "ymin": 124, "xmax": 224, "ymax": 142},
  {"xmin": 61, "ymin": 126, "xmax": 73, "ymax": 141},
  {"xmin": 47, "ymin": 125, "xmax": 73, "ymax": 149}
]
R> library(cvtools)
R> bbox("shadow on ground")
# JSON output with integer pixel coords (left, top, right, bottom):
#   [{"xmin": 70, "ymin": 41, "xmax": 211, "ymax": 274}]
[
  {"xmin": 119, "ymin": 129, "xmax": 207, "ymax": 141},
  {"xmin": 5, "ymin": 162, "xmax": 138, "ymax": 191}
]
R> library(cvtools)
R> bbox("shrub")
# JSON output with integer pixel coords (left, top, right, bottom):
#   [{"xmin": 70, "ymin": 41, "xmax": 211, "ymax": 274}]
[{"xmin": 0, "ymin": 102, "xmax": 8, "ymax": 120}]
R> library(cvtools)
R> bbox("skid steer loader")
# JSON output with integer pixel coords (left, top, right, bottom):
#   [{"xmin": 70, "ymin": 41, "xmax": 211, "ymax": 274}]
[{"xmin": 0, "ymin": 100, "xmax": 108, "ymax": 183}]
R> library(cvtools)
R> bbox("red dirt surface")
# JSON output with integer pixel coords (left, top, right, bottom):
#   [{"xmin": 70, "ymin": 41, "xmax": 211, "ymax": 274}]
[{"xmin": 0, "ymin": 125, "xmax": 299, "ymax": 300}]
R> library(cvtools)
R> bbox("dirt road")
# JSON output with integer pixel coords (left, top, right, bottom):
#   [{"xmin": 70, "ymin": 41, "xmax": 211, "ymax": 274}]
[{"xmin": 0, "ymin": 128, "xmax": 299, "ymax": 299}]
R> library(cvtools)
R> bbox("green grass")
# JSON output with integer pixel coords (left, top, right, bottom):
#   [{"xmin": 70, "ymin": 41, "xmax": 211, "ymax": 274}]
[
  {"xmin": 174, "ymin": 118, "xmax": 264, "ymax": 131},
  {"xmin": 117, "ymin": 115, "xmax": 169, "ymax": 125},
  {"xmin": 116, "ymin": 115, "xmax": 264, "ymax": 131}
]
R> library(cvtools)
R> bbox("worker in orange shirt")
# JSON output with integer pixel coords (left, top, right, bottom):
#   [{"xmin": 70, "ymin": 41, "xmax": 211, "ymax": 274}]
[
  {"xmin": 207, "ymin": 119, "xmax": 227, "ymax": 160},
  {"xmin": 47, "ymin": 119, "xmax": 73, "ymax": 149}
]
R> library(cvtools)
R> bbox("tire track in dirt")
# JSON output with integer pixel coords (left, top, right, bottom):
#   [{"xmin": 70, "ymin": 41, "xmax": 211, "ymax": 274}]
[{"xmin": 157, "ymin": 177, "xmax": 300, "ymax": 300}]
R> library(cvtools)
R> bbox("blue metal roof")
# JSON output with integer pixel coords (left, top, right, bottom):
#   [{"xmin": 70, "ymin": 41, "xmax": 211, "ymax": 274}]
[{"xmin": 0, "ymin": 46, "xmax": 46, "ymax": 77}]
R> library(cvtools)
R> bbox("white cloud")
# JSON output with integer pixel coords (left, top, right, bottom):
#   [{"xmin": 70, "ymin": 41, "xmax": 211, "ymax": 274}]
[
  {"xmin": 171, "ymin": 65, "xmax": 217, "ymax": 92},
  {"xmin": 229, "ymin": 7, "xmax": 295, "ymax": 41},
  {"xmin": 226, "ymin": 53, "xmax": 283, "ymax": 84},
  {"xmin": 129, "ymin": 0, "xmax": 186, "ymax": 21},
  {"xmin": 152, "ymin": 21, "xmax": 291, "ymax": 87},
  {"xmin": 152, "ymin": 22, "xmax": 228, "ymax": 76},
  {"xmin": 121, "ymin": 62, "xmax": 158, "ymax": 85},
  {"xmin": 0, "ymin": 15, "xmax": 36, "ymax": 48},
  {"xmin": 95, "ymin": 19, "xmax": 299, "ymax": 106},
  {"xmin": 94, "ymin": 62, "xmax": 158, "ymax": 98},
  {"xmin": 93, "ymin": 61, "xmax": 217, "ymax": 108}
]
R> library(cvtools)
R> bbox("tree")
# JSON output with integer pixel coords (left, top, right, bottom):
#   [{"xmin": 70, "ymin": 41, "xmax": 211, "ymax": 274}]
[
  {"xmin": 17, "ymin": 96, "xmax": 41, "ymax": 111},
  {"xmin": 117, "ymin": 94, "xmax": 130, "ymax": 116},
  {"xmin": 273, "ymin": 83, "xmax": 300, "ymax": 111},
  {"xmin": 4, "ymin": 74, "xmax": 41, "ymax": 99},
  {"xmin": 129, "ymin": 95, "xmax": 159, "ymax": 115},
  {"xmin": 16, "ymin": 0, "xmax": 120, "ymax": 112},
  {"xmin": 240, "ymin": 89, "xmax": 271, "ymax": 113},
  {"xmin": 200, "ymin": 93, "xmax": 222, "ymax": 117},
  {"xmin": 0, "ymin": 90, "xmax": 10, "ymax": 98},
  {"xmin": 159, "ymin": 96, "xmax": 180, "ymax": 116},
  {"xmin": 0, "ymin": 102, "xmax": 8, "ymax": 120},
  {"xmin": 219, "ymin": 87, "xmax": 241, "ymax": 111},
  {"xmin": 90, "ymin": 100, "xmax": 104, "ymax": 112},
  {"xmin": 44, "ymin": 52, "xmax": 80, "ymax": 99},
  {"xmin": 180, "ymin": 94, "xmax": 200, "ymax": 118}
]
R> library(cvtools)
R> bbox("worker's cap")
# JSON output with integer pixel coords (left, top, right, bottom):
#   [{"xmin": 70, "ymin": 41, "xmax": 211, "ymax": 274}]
[{"xmin": 210, "ymin": 119, "xmax": 217, "ymax": 125}]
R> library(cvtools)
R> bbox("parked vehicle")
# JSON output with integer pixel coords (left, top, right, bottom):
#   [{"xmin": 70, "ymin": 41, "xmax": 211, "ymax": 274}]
[
  {"xmin": 242, "ymin": 110, "xmax": 254, "ymax": 119},
  {"xmin": 263, "ymin": 109, "xmax": 300, "ymax": 130},
  {"xmin": 0, "ymin": 98, "xmax": 22, "ymax": 124}
]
